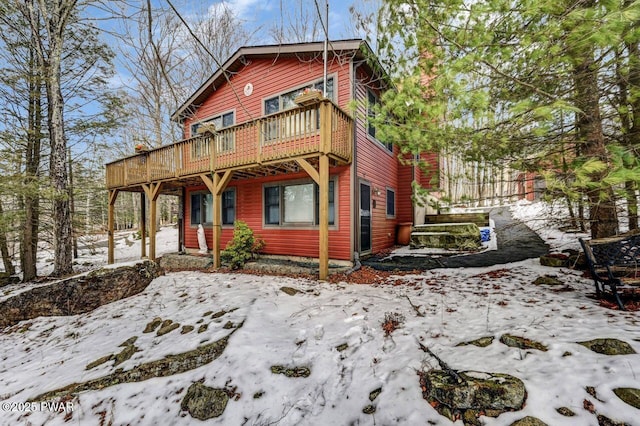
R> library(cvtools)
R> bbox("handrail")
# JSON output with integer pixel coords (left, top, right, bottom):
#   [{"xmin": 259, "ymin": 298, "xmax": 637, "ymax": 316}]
[{"xmin": 106, "ymin": 100, "xmax": 353, "ymax": 189}]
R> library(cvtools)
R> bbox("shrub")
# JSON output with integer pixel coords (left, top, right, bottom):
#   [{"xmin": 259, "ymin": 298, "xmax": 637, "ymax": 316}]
[{"xmin": 221, "ymin": 221, "xmax": 265, "ymax": 269}]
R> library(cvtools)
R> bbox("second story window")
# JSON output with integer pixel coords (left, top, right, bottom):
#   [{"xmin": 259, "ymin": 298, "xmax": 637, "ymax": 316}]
[
  {"xmin": 264, "ymin": 77, "xmax": 335, "ymax": 114},
  {"xmin": 190, "ymin": 111, "xmax": 235, "ymax": 155},
  {"xmin": 367, "ymin": 90, "xmax": 393, "ymax": 152},
  {"xmin": 263, "ymin": 78, "xmax": 335, "ymax": 143}
]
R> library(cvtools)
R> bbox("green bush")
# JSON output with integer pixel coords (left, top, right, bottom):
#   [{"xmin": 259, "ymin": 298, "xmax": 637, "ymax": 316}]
[{"xmin": 221, "ymin": 221, "xmax": 265, "ymax": 269}]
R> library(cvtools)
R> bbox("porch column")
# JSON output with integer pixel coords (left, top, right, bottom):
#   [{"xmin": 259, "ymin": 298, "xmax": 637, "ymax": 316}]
[
  {"xmin": 140, "ymin": 192, "xmax": 146, "ymax": 258},
  {"xmin": 318, "ymin": 154, "xmax": 330, "ymax": 280},
  {"xmin": 200, "ymin": 171, "xmax": 234, "ymax": 269},
  {"xmin": 107, "ymin": 189, "xmax": 119, "ymax": 264},
  {"xmin": 142, "ymin": 182, "xmax": 162, "ymax": 260}
]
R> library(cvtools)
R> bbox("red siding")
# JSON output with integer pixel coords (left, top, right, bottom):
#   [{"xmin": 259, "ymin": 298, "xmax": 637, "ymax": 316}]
[
  {"xmin": 184, "ymin": 57, "xmax": 352, "ymax": 137},
  {"xmin": 397, "ymin": 155, "xmax": 414, "ymax": 223},
  {"xmin": 354, "ymin": 71, "xmax": 401, "ymax": 253},
  {"xmin": 184, "ymin": 166, "xmax": 352, "ymax": 261},
  {"xmin": 418, "ymin": 152, "xmax": 440, "ymax": 190}
]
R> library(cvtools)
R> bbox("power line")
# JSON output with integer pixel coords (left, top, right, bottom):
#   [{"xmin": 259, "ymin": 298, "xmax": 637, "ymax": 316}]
[{"xmin": 164, "ymin": 0, "xmax": 255, "ymax": 122}]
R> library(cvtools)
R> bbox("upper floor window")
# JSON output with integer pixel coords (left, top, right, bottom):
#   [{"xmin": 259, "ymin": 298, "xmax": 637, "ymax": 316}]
[
  {"xmin": 190, "ymin": 111, "xmax": 235, "ymax": 154},
  {"xmin": 264, "ymin": 77, "xmax": 335, "ymax": 115},
  {"xmin": 367, "ymin": 90, "xmax": 393, "ymax": 152}
]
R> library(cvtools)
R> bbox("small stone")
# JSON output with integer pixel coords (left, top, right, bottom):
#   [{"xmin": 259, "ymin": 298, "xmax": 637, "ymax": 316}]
[
  {"xmin": 119, "ymin": 336, "xmax": 138, "ymax": 347},
  {"xmin": 509, "ymin": 416, "xmax": 548, "ymax": 426},
  {"xmin": 157, "ymin": 322, "xmax": 180, "ymax": 336},
  {"xmin": 456, "ymin": 336, "xmax": 494, "ymax": 347},
  {"xmin": 463, "ymin": 409, "xmax": 481, "ymax": 426},
  {"xmin": 113, "ymin": 344, "xmax": 139, "ymax": 367},
  {"xmin": 419, "ymin": 369, "xmax": 526, "ymax": 417},
  {"xmin": 336, "ymin": 343, "xmax": 348, "ymax": 352},
  {"xmin": 577, "ymin": 339, "xmax": 636, "ymax": 355},
  {"xmin": 613, "ymin": 388, "xmax": 640, "ymax": 409},
  {"xmin": 596, "ymin": 414, "xmax": 630, "ymax": 426},
  {"xmin": 160, "ymin": 319, "xmax": 173, "ymax": 328},
  {"xmin": 222, "ymin": 321, "xmax": 234, "ymax": 329},
  {"xmin": 198, "ymin": 324, "xmax": 209, "ymax": 333},
  {"xmin": 556, "ymin": 407, "xmax": 575, "ymax": 416},
  {"xmin": 586, "ymin": 386, "xmax": 598, "ymax": 399},
  {"xmin": 539, "ymin": 255, "xmax": 567, "ymax": 267},
  {"xmin": 369, "ymin": 387, "xmax": 382, "ymax": 401},
  {"xmin": 500, "ymin": 334, "xmax": 548, "ymax": 351},
  {"xmin": 181, "ymin": 382, "xmax": 229, "ymax": 420},
  {"xmin": 86, "ymin": 354, "xmax": 114, "ymax": 370},
  {"xmin": 270, "ymin": 365, "xmax": 311, "ymax": 378},
  {"xmin": 362, "ymin": 404, "xmax": 376, "ymax": 414},
  {"xmin": 280, "ymin": 286, "xmax": 301, "ymax": 296},
  {"xmin": 181, "ymin": 325, "xmax": 195, "ymax": 334},
  {"xmin": 143, "ymin": 317, "xmax": 163, "ymax": 333},
  {"xmin": 211, "ymin": 310, "xmax": 226, "ymax": 319},
  {"xmin": 203, "ymin": 311, "xmax": 213, "ymax": 317},
  {"xmin": 533, "ymin": 275, "xmax": 563, "ymax": 286},
  {"xmin": 253, "ymin": 391, "xmax": 264, "ymax": 399},
  {"xmin": 562, "ymin": 351, "xmax": 572, "ymax": 357}
]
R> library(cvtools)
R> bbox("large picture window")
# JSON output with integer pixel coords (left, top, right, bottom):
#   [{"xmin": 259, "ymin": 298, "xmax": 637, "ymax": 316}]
[
  {"xmin": 191, "ymin": 188, "xmax": 236, "ymax": 226},
  {"xmin": 264, "ymin": 180, "xmax": 335, "ymax": 226}
]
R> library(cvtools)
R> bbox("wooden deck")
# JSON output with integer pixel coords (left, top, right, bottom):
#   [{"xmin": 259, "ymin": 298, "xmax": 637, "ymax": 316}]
[
  {"xmin": 106, "ymin": 100, "xmax": 353, "ymax": 190},
  {"xmin": 106, "ymin": 99, "xmax": 353, "ymax": 280}
]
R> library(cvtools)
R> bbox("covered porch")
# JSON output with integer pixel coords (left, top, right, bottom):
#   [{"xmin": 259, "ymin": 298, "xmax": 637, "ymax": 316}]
[{"xmin": 105, "ymin": 100, "xmax": 353, "ymax": 279}]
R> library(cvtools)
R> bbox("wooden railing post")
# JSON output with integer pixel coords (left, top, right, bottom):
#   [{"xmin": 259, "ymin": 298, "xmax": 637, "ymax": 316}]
[
  {"xmin": 174, "ymin": 144, "xmax": 180, "ymax": 177},
  {"xmin": 320, "ymin": 101, "xmax": 332, "ymax": 154},
  {"xmin": 146, "ymin": 152, "xmax": 151, "ymax": 183},
  {"xmin": 257, "ymin": 120, "xmax": 262, "ymax": 164}
]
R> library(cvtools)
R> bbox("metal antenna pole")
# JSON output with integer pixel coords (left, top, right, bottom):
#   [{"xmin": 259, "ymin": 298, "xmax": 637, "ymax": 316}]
[{"xmin": 323, "ymin": 0, "xmax": 328, "ymax": 97}]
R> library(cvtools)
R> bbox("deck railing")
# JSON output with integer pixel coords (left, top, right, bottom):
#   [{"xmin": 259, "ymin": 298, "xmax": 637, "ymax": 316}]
[{"xmin": 106, "ymin": 100, "xmax": 353, "ymax": 189}]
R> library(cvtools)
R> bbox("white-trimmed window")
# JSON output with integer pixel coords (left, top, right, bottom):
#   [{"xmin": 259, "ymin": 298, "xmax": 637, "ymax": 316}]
[
  {"xmin": 264, "ymin": 77, "xmax": 335, "ymax": 115},
  {"xmin": 264, "ymin": 180, "xmax": 335, "ymax": 226},
  {"xmin": 263, "ymin": 78, "xmax": 335, "ymax": 142},
  {"xmin": 190, "ymin": 111, "xmax": 235, "ymax": 154},
  {"xmin": 386, "ymin": 188, "xmax": 396, "ymax": 218}
]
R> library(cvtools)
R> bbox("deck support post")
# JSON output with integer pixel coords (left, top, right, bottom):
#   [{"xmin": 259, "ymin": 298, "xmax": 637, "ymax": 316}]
[
  {"xmin": 107, "ymin": 189, "xmax": 119, "ymax": 264},
  {"xmin": 142, "ymin": 182, "xmax": 163, "ymax": 261},
  {"xmin": 295, "ymin": 156, "xmax": 329, "ymax": 280},
  {"xmin": 140, "ymin": 192, "xmax": 146, "ymax": 258},
  {"xmin": 318, "ymin": 154, "xmax": 329, "ymax": 280},
  {"xmin": 200, "ymin": 171, "xmax": 234, "ymax": 269}
]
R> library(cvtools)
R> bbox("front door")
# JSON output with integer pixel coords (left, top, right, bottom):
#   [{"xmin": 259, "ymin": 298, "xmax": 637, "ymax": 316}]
[{"xmin": 359, "ymin": 181, "xmax": 371, "ymax": 253}]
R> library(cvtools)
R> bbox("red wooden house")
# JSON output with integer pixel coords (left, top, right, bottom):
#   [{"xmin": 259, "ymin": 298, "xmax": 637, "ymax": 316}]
[{"xmin": 105, "ymin": 40, "xmax": 439, "ymax": 278}]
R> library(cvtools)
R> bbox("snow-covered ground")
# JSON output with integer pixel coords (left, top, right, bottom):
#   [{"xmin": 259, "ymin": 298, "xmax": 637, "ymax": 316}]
[{"xmin": 0, "ymin": 203, "xmax": 639, "ymax": 426}]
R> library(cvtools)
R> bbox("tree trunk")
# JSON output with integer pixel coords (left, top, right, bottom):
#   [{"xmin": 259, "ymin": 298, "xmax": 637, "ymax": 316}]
[
  {"xmin": 48, "ymin": 39, "xmax": 74, "ymax": 277},
  {"xmin": 626, "ymin": 37, "xmax": 640, "ymax": 230},
  {"xmin": 572, "ymin": 1, "xmax": 618, "ymax": 238},
  {"xmin": 0, "ymin": 201, "xmax": 16, "ymax": 276},
  {"xmin": 21, "ymin": 42, "xmax": 42, "ymax": 282}
]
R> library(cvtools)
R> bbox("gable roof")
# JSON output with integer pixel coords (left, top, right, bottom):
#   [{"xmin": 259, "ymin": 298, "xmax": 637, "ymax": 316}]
[{"xmin": 171, "ymin": 39, "xmax": 380, "ymax": 123}]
